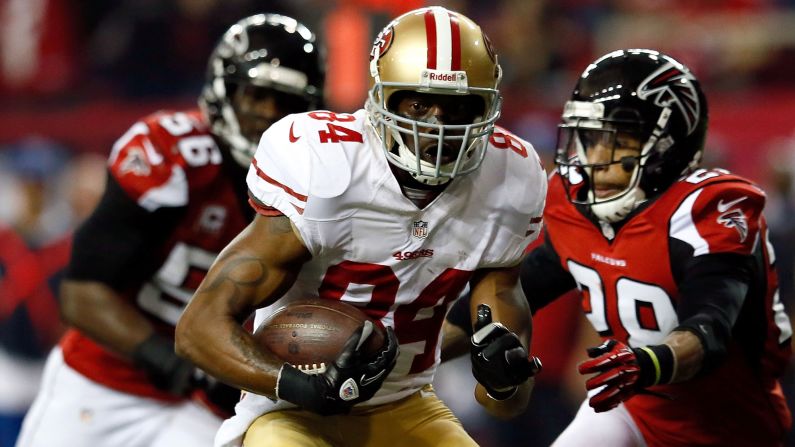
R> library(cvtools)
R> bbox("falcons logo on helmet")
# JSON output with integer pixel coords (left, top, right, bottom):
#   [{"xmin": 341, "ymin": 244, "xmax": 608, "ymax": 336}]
[
  {"xmin": 217, "ymin": 26, "xmax": 249, "ymax": 59},
  {"xmin": 637, "ymin": 63, "xmax": 700, "ymax": 135}
]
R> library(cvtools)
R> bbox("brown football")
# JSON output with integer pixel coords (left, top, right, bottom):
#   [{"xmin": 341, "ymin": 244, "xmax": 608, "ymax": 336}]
[{"xmin": 253, "ymin": 299, "xmax": 385, "ymax": 373}]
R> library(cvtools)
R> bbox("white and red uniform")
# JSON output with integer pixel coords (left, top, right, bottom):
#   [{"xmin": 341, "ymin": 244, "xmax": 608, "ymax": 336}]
[
  {"xmin": 18, "ymin": 110, "xmax": 251, "ymax": 447},
  {"xmin": 216, "ymin": 109, "xmax": 546, "ymax": 445},
  {"xmin": 543, "ymin": 169, "xmax": 792, "ymax": 447}
]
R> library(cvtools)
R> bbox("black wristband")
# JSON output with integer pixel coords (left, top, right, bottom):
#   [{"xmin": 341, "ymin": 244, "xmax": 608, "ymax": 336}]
[
  {"xmin": 276, "ymin": 364, "xmax": 317, "ymax": 407},
  {"xmin": 132, "ymin": 334, "xmax": 175, "ymax": 368},
  {"xmin": 633, "ymin": 344, "xmax": 675, "ymax": 387},
  {"xmin": 131, "ymin": 333, "xmax": 195, "ymax": 394}
]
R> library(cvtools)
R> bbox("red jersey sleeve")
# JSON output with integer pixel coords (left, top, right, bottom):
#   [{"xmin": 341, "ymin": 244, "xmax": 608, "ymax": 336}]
[
  {"xmin": 671, "ymin": 181, "xmax": 766, "ymax": 257},
  {"xmin": 108, "ymin": 110, "xmax": 221, "ymax": 211}
]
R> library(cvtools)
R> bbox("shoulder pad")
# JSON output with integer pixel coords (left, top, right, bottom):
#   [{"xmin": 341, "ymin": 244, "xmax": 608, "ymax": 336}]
[
  {"xmin": 670, "ymin": 173, "xmax": 765, "ymax": 256},
  {"xmin": 296, "ymin": 111, "xmax": 354, "ymax": 198},
  {"xmin": 108, "ymin": 110, "xmax": 219, "ymax": 211},
  {"xmin": 247, "ymin": 112, "xmax": 354, "ymax": 217},
  {"xmin": 488, "ymin": 126, "xmax": 547, "ymax": 215}
]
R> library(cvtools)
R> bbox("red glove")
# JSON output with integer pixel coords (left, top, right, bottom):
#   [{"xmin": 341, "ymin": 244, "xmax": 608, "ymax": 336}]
[{"xmin": 578, "ymin": 339, "xmax": 672, "ymax": 412}]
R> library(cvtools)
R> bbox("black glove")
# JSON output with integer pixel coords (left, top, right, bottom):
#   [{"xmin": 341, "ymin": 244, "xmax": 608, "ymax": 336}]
[
  {"xmin": 276, "ymin": 321, "xmax": 399, "ymax": 415},
  {"xmin": 470, "ymin": 304, "xmax": 542, "ymax": 400},
  {"xmin": 132, "ymin": 333, "xmax": 199, "ymax": 396}
]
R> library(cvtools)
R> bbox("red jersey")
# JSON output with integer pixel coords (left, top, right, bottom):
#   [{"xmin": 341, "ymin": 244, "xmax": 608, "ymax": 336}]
[
  {"xmin": 544, "ymin": 169, "xmax": 792, "ymax": 447},
  {"xmin": 60, "ymin": 110, "xmax": 251, "ymax": 401}
]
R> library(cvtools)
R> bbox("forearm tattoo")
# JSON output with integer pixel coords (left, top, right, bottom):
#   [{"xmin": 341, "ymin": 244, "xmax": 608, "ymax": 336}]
[{"xmin": 199, "ymin": 250, "xmax": 269, "ymax": 316}]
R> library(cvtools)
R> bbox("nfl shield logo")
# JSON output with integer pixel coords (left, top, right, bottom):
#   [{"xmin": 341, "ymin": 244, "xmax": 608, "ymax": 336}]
[
  {"xmin": 412, "ymin": 220, "xmax": 429, "ymax": 239},
  {"xmin": 339, "ymin": 378, "xmax": 359, "ymax": 401}
]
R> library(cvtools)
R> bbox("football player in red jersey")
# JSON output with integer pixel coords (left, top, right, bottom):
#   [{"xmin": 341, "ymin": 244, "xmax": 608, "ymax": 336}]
[
  {"xmin": 176, "ymin": 7, "xmax": 546, "ymax": 447},
  {"xmin": 451, "ymin": 49, "xmax": 792, "ymax": 446},
  {"xmin": 16, "ymin": 14, "xmax": 325, "ymax": 447}
]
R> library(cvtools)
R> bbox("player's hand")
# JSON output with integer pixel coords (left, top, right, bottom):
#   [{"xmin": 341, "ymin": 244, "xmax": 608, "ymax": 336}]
[
  {"xmin": 578, "ymin": 339, "xmax": 652, "ymax": 412},
  {"xmin": 276, "ymin": 321, "xmax": 399, "ymax": 415},
  {"xmin": 470, "ymin": 304, "xmax": 542, "ymax": 400}
]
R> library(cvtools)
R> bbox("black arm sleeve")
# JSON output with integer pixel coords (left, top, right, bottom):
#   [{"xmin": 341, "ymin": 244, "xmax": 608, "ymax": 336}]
[
  {"xmin": 66, "ymin": 172, "xmax": 185, "ymax": 289},
  {"xmin": 520, "ymin": 232, "xmax": 577, "ymax": 314},
  {"xmin": 446, "ymin": 291, "xmax": 474, "ymax": 335},
  {"xmin": 673, "ymin": 247, "xmax": 753, "ymax": 374}
]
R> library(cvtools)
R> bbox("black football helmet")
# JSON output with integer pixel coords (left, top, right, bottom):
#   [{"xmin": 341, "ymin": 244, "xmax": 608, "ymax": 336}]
[
  {"xmin": 200, "ymin": 14, "xmax": 325, "ymax": 166},
  {"xmin": 555, "ymin": 49, "xmax": 708, "ymax": 222}
]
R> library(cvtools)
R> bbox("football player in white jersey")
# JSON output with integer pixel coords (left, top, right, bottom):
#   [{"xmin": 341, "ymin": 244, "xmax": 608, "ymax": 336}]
[{"xmin": 177, "ymin": 6, "xmax": 547, "ymax": 447}]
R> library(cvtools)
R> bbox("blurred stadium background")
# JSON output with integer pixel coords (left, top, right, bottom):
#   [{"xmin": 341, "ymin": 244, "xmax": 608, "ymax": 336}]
[{"xmin": 1, "ymin": 0, "xmax": 794, "ymax": 446}]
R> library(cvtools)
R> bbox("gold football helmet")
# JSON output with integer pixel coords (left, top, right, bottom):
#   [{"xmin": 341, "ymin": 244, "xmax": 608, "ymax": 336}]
[{"xmin": 366, "ymin": 6, "xmax": 502, "ymax": 185}]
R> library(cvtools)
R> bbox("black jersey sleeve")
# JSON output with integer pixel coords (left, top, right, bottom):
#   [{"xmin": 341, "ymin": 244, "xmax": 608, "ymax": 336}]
[
  {"xmin": 520, "ymin": 231, "xmax": 577, "ymax": 314},
  {"xmin": 66, "ymin": 172, "xmax": 185, "ymax": 290}
]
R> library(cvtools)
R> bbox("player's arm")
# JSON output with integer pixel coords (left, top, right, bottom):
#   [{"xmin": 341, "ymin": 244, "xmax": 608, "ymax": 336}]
[
  {"xmin": 442, "ymin": 232, "xmax": 575, "ymax": 361},
  {"xmin": 467, "ymin": 266, "xmax": 541, "ymax": 419},
  {"xmin": 668, "ymin": 251, "xmax": 753, "ymax": 379},
  {"xmin": 579, "ymin": 249, "xmax": 753, "ymax": 414},
  {"xmin": 176, "ymin": 214, "xmax": 310, "ymax": 399},
  {"xmin": 441, "ymin": 295, "xmax": 473, "ymax": 362},
  {"xmin": 175, "ymin": 212, "xmax": 399, "ymax": 414},
  {"xmin": 60, "ymin": 174, "xmax": 194, "ymax": 394}
]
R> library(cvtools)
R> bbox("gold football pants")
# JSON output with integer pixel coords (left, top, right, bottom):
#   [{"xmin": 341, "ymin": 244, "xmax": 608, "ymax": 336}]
[{"xmin": 243, "ymin": 385, "xmax": 478, "ymax": 447}]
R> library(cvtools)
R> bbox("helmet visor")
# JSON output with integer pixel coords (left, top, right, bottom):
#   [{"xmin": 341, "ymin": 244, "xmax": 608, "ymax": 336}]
[{"xmin": 556, "ymin": 124, "xmax": 644, "ymax": 205}]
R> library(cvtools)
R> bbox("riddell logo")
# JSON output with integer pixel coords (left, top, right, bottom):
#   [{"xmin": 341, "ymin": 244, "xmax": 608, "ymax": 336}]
[{"xmin": 429, "ymin": 72, "xmax": 456, "ymax": 82}]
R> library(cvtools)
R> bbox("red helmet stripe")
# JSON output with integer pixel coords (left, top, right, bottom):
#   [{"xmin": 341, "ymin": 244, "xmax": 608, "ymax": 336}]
[
  {"xmin": 424, "ymin": 10, "xmax": 437, "ymax": 69},
  {"xmin": 450, "ymin": 16, "xmax": 461, "ymax": 70}
]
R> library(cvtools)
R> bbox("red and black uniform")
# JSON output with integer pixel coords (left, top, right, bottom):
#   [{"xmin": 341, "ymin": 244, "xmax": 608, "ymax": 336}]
[
  {"xmin": 60, "ymin": 110, "xmax": 253, "ymax": 402},
  {"xmin": 522, "ymin": 169, "xmax": 792, "ymax": 446}
]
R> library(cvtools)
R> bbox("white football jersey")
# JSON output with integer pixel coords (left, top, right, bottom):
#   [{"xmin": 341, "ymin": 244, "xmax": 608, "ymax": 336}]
[{"xmin": 238, "ymin": 108, "xmax": 545, "ymax": 414}]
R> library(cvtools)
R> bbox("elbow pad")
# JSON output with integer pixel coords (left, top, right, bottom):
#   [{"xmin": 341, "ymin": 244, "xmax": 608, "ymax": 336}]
[{"xmin": 674, "ymin": 313, "xmax": 730, "ymax": 376}]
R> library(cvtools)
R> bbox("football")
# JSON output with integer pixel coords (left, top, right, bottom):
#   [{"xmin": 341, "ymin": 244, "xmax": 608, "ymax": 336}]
[{"xmin": 253, "ymin": 299, "xmax": 385, "ymax": 373}]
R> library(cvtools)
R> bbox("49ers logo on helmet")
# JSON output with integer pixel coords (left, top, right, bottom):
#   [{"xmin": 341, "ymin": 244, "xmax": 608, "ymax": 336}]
[
  {"xmin": 370, "ymin": 26, "xmax": 394, "ymax": 61},
  {"xmin": 637, "ymin": 63, "xmax": 700, "ymax": 135},
  {"xmin": 483, "ymin": 32, "xmax": 497, "ymax": 63}
]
